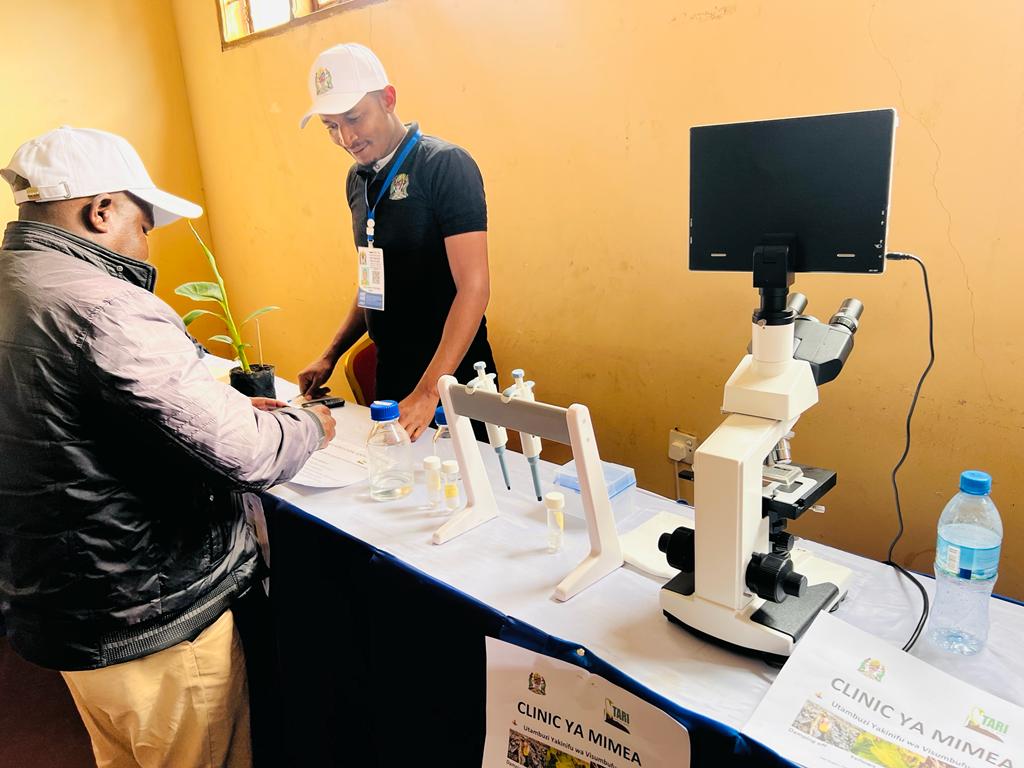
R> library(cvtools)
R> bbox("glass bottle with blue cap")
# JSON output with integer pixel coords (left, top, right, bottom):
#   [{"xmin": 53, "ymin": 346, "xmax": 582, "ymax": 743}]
[{"xmin": 367, "ymin": 399, "xmax": 413, "ymax": 501}]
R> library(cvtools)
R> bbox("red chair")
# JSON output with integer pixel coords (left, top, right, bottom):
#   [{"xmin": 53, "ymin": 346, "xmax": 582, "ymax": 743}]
[{"xmin": 341, "ymin": 334, "xmax": 376, "ymax": 405}]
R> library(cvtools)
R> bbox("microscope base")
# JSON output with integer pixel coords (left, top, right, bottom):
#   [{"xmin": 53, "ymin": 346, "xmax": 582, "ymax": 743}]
[
  {"xmin": 663, "ymin": 609, "xmax": 794, "ymax": 666},
  {"xmin": 659, "ymin": 552, "xmax": 851, "ymax": 661}
]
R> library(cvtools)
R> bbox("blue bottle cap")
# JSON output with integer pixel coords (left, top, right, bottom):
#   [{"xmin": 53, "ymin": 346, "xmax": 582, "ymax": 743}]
[
  {"xmin": 370, "ymin": 399, "xmax": 400, "ymax": 421},
  {"xmin": 959, "ymin": 470, "xmax": 991, "ymax": 495},
  {"xmin": 434, "ymin": 405, "xmax": 447, "ymax": 426}
]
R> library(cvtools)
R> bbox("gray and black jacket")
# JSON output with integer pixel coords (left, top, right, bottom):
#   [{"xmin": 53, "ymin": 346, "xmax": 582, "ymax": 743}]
[{"xmin": 0, "ymin": 220, "xmax": 322, "ymax": 670}]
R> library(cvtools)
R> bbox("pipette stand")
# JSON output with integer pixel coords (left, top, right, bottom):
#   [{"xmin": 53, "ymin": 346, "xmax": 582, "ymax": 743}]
[{"xmin": 434, "ymin": 374, "xmax": 623, "ymax": 601}]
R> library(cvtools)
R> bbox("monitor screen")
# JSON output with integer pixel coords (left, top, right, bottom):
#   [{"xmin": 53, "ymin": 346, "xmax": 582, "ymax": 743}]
[{"xmin": 689, "ymin": 109, "xmax": 896, "ymax": 274}]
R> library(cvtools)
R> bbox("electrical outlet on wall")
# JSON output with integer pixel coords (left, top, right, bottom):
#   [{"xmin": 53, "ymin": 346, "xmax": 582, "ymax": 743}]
[{"xmin": 668, "ymin": 429, "xmax": 697, "ymax": 464}]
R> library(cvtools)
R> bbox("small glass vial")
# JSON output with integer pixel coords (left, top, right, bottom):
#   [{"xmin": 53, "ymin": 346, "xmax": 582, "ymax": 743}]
[
  {"xmin": 423, "ymin": 455, "xmax": 442, "ymax": 511},
  {"xmin": 441, "ymin": 460, "xmax": 461, "ymax": 512},
  {"xmin": 545, "ymin": 492, "xmax": 565, "ymax": 553}
]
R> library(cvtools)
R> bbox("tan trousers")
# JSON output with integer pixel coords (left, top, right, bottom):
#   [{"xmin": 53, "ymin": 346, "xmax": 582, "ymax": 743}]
[{"xmin": 61, "ymin": 609, "xmax": 252, "ymax": 768}]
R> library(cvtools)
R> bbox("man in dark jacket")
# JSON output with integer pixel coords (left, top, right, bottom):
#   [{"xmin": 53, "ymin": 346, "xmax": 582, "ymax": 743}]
[{"xmin": 0, "ymin": 126, "xmax": 336, "ymax": 767}]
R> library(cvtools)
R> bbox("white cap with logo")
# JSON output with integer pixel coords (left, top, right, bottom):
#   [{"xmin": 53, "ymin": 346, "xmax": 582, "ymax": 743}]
[
  {"xmin": 1, "ymin": 126, "xmax": 203, "ymax": 228},
  {"xmin": 299, "ymin": 43, "xmax": 389, "ymax": 129}
]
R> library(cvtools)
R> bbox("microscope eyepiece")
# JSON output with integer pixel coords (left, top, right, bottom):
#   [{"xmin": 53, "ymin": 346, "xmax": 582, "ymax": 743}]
[{"xmin": 829, "ymin": 297, "xmax": 863, "ymax": 334}]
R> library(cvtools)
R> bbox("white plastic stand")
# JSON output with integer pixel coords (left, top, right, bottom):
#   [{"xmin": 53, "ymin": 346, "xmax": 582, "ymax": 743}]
[{"xmin": 433, "ymin": 374, "xmax": 623, "ymax": 601}]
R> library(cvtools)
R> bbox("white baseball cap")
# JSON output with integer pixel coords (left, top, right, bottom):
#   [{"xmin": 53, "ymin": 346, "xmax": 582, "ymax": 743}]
[
  {"xmin": 299, "ymin": 43, "xmax": 389, "ymax": 129},
  {"xmin": 1, "ymin": 126, "xmax": 203, "ymax": 228}
]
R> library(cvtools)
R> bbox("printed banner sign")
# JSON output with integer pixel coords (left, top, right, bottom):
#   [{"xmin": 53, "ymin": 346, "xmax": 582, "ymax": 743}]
[
  {"xmin": 744, "ymin": 612, "xmax": 1021, "ymax": 768},
  {"xmin": 483, "ymin": 637, "xmax": 690, "ymax": 768}
]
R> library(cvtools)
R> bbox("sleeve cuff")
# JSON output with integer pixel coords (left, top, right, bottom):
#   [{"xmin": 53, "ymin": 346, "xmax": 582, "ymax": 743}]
[
  {"xmin": 293, "ymin": 406, "xmax": 325, "ymax": 446},
  {"xmin": 439, "ymin": 219, "xmax": 487, "ymax": 238}
]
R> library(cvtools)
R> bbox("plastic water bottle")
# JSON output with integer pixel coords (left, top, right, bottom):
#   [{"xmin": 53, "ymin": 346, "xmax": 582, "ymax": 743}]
[
  {"xmin": 927, "ymin": 470, "xmax": 1002, "ymax": 655},
  {"xmin": 367, "ymin": 400, "xmax": 413, "ymax": 501}
]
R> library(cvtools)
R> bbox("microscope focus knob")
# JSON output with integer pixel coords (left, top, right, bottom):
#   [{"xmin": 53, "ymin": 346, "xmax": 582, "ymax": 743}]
[
  {"xmin": 770, "ymin": 531, "xmax": 797, "ymax": 554},
  {"xmin": 658, "ymin": 526, "xmax": 696, "ymax": 573},
  {"xmin": 783, "ymin": 569, "xmax": 808, "ymax": 598},
  {"xmin": 746, "ymin": 552, "xmax": 808, "ymax": 603}
]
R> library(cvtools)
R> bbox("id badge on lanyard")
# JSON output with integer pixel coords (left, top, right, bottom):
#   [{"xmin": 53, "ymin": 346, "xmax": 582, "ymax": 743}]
[
  {"xmin": 356, "ymin": 129, "xmax": 422, "ymax": 311},
  {"xmin": 357, "ymin": 245, "xmax": 385, "ymax": 311}
]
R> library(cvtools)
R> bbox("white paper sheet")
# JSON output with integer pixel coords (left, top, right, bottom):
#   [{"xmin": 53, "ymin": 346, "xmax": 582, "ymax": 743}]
[
  {"xmin": 619, "ymin": 510, "xmax": 693, "ymax": 579},
  {"xmin": 483, "ymin": 637, "xmax": 690, "ymax": 768},
  {"xmin": 288, "ymin": 439, "xmax": 368, "ymax": 488},
  {"xmin": 201, "ymin": 354, "xmax": 239, "ymax": 380},
  {"xmin": 743, "ymin": 612, "xmax": 1021, "ymax": 768}
]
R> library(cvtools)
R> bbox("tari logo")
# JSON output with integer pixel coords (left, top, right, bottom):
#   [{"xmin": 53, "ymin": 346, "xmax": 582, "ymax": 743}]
[
  {"xmin": 966, "ymin": 707, "xmax": 1009, "ymax": 742},
  {"xmin": 389, "ymin": 173, "xmax": 409, "ymax": 201},
  {"xmin": 857, "ymin": 658, "xmax": 885, "ymax": 682},
  {"xmin": 527, "ymin": 672, "xmax": 546, "ymax": 696},
  {"xmin": 314, "ymin": 67, "xmax": 333, "ymax": 95},
  {"xmin": 604, "ymin": 698, "xmax": 631, "ymax": 734}
]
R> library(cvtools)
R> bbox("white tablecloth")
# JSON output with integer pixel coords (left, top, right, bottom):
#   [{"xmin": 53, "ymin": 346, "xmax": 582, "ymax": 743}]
[{"xmin": 272, "ymin": 401, "xmax": 1024, "ymax": 730}]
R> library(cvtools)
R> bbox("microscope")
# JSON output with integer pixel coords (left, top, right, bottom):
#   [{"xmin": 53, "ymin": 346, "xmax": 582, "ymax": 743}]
[{"xmin": 659, "ymin": 109, "xmax": 897, "ymax": 660}]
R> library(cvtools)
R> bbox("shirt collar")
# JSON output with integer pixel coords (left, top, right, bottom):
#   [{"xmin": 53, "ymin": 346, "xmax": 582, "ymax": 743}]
[
  {"xmin": 372, "ymin": 129, "xmax": 407, "ymax": 173},
  {"xmin": 357, "ymin": 122, "xmax": 420, "ymax": 179}
]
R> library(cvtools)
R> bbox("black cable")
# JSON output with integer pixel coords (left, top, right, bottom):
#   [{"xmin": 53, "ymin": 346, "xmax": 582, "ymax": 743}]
[{"xmin": 883, "ymin": 253, "xmax": 935, "ymax": 651}]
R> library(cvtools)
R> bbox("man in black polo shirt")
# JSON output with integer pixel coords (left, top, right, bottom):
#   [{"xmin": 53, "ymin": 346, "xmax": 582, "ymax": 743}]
[{"xmin": 298, "ymin": 43, "xmax": 496, "ymax": 440}]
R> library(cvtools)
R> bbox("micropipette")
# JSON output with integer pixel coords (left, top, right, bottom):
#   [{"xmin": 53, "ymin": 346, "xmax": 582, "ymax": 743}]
[
  {"xmin": 502, "ymin": 368, "xmax": 544, "ymax": 501},
  {"xmin": 467, "ymin": 361, "xmax": 512, "ymax": 490}
]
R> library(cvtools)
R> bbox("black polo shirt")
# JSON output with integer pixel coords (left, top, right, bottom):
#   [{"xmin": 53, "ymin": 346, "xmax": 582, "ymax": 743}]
[{"xmin": 346, "ymin": 122, "xmax": 495, "ymax": 401}]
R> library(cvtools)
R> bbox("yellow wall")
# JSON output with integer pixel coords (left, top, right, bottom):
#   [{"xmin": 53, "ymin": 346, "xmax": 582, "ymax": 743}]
[
  {"xmin": 171, "ymin": 0, "xmax": 1024, "ymax": 599},
  {"xmin": 0, "ymin": 0, "xmax": 212, "ymax": 313}
]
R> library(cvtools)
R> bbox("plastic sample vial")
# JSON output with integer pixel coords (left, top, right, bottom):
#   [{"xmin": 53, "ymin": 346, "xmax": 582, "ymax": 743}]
[
  {"xmin": 423, "ymin": 455, "xmax": 442, "ymax": 511},
  {"xmin": 441, "ymin": 460, "xmax": 461, "ymax": 512},
  {"xmin": 545, "ymin": 491, "xmax": 565, "ymax": 553},
  {"xmin": 927, "ymin": 470, "xmax": 1003, "ymax": 655},
  {"xmin": 366, "ymin": 400, "xmax": 413, "ymax": 501}
]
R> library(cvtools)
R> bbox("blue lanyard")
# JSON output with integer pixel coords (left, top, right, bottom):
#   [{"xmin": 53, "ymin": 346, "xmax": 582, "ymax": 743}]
[{"xmin": 364, "ymin": 129, "xmax": 422, "ymax": 246}]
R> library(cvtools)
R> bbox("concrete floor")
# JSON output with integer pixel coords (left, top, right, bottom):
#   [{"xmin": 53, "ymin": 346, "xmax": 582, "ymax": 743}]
[{"xmin": 0, "ymin": 637, "xmax": 93, "ymax": 767}]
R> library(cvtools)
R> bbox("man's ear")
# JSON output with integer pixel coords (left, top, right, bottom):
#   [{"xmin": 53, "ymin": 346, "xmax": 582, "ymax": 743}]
[
  {"xmin": 379, "ymin": 85, "xmax": 398, "ymax": 113},
  {"xmin": 84, "ymin": 193, "xmax": 115, "ymax": 234}
]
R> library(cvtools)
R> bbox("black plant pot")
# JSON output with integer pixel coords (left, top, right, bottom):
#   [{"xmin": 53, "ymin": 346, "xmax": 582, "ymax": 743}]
[{"xmin": 230, "ymin": 364, "xmax": 277, "ymax": 398}]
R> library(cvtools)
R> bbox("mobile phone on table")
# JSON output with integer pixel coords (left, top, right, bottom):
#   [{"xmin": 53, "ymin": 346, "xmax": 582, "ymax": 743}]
[{"xmin": 301, "ymin": 396, "xmax": 346, "ymax": 409}]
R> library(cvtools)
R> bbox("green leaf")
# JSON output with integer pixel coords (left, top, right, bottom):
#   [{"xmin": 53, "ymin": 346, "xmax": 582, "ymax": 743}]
[
  {"xmin": 241, "ymin": 306, "xmax": 280, "ymax": 325},
  {"xmin": 208, "ymin": 334, "xmax": 236, "ymax": 346},
  {"xmin": 188, "ymin": 220, "xmax": 219, "ymax": 272},
  {"xmin": 175, "ymin": 281, "xmax": 223, "ymax": 303},
  {"xmin": 181, "ymin": 308, "xmax": 225, "ymax": 327}
]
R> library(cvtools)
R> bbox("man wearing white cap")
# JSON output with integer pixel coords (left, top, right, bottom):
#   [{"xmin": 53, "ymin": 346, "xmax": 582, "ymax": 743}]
[
  {"xmin": 0, "ymin": 126, "xmax": 336, "ymax": 767},
  {"xmin": 297, "ymin": 43, "xmax": 497, "ymax": 440}
]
